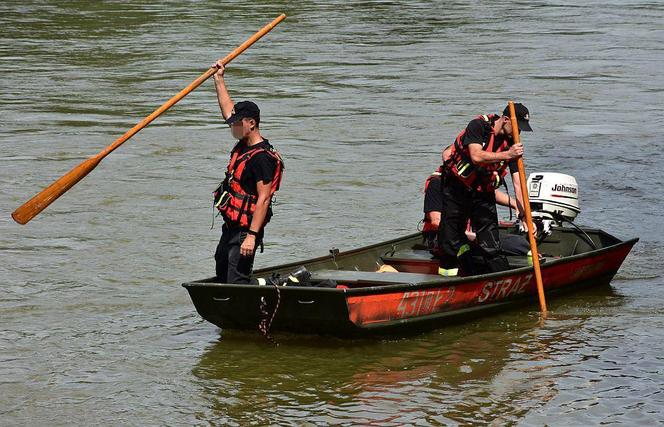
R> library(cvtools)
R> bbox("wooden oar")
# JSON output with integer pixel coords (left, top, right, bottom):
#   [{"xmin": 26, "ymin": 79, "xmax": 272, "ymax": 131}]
[
  {"xmin": 12, "ymin": 14, "xmax": 287, "ymax": 225},
  {"xmin": 508, "ymin": 101, "xmax": 548, "ymax": 316}
]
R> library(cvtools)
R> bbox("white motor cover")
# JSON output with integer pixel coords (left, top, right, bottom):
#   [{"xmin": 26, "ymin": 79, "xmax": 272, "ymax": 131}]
[{"xmin": 527, "ymin": 172, "xmax": 580, "ymax": 221}]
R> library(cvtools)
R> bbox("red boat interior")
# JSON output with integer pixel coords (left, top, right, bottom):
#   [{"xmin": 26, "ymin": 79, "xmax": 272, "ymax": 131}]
[
  {"xmin": 247, "ymin": 227, "xmax": 619, "ymax": 290},
  {"xmin": 307, "ymin": 250, "xmax": 538, "ymax": 289}
]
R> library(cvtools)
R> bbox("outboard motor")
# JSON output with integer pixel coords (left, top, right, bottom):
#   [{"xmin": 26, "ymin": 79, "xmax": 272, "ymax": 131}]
[{"xmin": 527, "ymin": 172, "xmax": 580, "ymax": 226}]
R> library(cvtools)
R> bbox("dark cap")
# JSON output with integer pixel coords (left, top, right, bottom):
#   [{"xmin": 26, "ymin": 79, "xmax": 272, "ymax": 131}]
[
  {"xmin": 224, "ymin": 101, "xmax": 260, "ymax": 126},
  {"xmin": 503, "ymin": 102, "xmax": 533, "ymax": 132}
]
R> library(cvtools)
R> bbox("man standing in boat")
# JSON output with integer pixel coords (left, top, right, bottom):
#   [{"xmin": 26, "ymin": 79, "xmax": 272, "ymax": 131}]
[
  {"xmin": 423, "ymin": 145, "xmax": 527, "ymax": 256},
  {"xmin": 211, "ymin": 60, "xmax": 284, "ymax": 284},
  {"xmin": 438, "ymin": 104, "xmax": 531, "ymax": 276}
]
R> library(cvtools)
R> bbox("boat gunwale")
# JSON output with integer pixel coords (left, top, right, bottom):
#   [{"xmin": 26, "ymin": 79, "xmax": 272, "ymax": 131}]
[
  {"xmin": 182, "ymin": 234, "xmax": 639, "ymax": 295},
  {"xmin": 343, "ymin": 236, "xmax": 639, "ymax": 295},
  {"xmin": 182, "ymin": 231, "xmax": 426, "ymax": 286}
]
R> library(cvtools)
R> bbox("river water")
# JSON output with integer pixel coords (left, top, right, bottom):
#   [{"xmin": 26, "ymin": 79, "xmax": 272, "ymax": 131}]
[{"xmin": 2, "ymin": 1, "xmax": 663, "ymax": 425}]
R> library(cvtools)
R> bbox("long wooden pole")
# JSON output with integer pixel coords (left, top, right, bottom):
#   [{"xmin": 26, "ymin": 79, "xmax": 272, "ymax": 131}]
[
  {"xmin": 12, "ymin": 14, "xmax": 287, "ymax": 225},
  {"xmin": 508, "ymin": 101, "xmax": 548, "ymax": 316}
]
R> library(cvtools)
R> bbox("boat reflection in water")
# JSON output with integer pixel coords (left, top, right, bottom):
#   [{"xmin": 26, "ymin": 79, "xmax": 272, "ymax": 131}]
[{"xmin": 192, "ymin": 285, "xmax": 621, "ymax": 424}]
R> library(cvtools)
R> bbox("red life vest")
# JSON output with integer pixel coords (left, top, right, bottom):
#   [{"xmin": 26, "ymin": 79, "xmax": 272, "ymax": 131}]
[
  {"xmin": 445, "ymin": 114, "xmax": 512, "ymax": 192},
  {"xmin": 422, "ymin": 166, "xmax": 443, "ymax": 232},
  {"xmin": 215, "ymin": 143, "xmax": 284, "ymax": 228}
]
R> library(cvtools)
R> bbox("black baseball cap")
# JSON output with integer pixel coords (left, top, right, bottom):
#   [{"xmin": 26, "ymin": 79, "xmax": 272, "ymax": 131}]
[
  {"xmin": 224, "ymin": 101, "xmax": 260, "ymax": 126},
  {"xmin": 503, "ymin": 103, "xmax": 533, "ymax": 132}
]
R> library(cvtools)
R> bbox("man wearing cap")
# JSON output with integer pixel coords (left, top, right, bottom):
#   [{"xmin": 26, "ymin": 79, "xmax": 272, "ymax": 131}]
[
  {"xmin": 438, "ymin": 103, "xmax": 532, "ymax": 276},
  {"xmin": 211, "ymin": 60, "xmax": 284, "ymax": 284}
]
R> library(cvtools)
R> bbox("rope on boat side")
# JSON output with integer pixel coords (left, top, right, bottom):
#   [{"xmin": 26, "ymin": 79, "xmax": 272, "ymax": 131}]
[{"xmin": 258, "ymin": 283, "xmax": 281, "ymax": 342}]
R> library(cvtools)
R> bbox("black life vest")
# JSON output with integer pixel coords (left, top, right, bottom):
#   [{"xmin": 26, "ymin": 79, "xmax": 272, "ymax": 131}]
[
  {"xmin": 445, "ymin": 114, "xmax": 512, "ymax": 192},
  {"xmin": 214, "ymin": 142, "xmax": 284, "ymax": 228}
]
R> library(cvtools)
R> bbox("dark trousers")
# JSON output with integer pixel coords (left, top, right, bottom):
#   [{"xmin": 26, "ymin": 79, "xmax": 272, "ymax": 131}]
[
  {"xmin": 438, "ymin": 174, "xmax": 509, "ymax": 274},
  {"xmin": 215, "ymin": 223, "xmax": 262, "ymax": 284}
]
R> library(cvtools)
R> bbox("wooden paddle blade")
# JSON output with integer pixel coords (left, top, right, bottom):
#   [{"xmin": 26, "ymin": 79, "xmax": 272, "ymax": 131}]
[{"xmin": 11, "ymin": 155, "xmax": 103, "ymax": 225}]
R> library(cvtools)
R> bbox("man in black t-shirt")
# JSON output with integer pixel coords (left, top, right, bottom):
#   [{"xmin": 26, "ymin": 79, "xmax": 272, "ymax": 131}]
[
  {"xmin": 423, "ymin": 160, "xmax": 525, "ymax": 256},
  {"xmin": 438, "ymin": 104, "xmax": 531, "ymax": 276},
  {"xmin": 211, "ymin": 60, "xmax": 283, "ymax": 284}
]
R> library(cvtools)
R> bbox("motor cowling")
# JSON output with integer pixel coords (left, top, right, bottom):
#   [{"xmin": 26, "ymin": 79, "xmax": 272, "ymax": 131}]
[{"xmin": 527, "ymin": 172, "xmax": 580, "ymax": 223}]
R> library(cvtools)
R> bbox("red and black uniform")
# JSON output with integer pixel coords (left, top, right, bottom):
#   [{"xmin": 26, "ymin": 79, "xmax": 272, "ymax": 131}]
[
  {"xmin": 439, "ymin": 115, "xmax": 516, "ymax": 275},
  {"xmin": 216, "ymin": 140, "xmax": 283, "ymax": 228},
  {"xmin": 214, "ymin": 139, "xmax": 284, "ymax": 283}
]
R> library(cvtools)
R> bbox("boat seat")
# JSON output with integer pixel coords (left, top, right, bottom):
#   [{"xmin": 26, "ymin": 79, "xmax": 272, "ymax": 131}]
[
  {"xmin": 385, "ymin": 249, "xmax": 539, "ymax": 264},
  {"xmin": 506, "ymin": 255, "xmax": 557, "ymax": 268},
  {"xmin": 381, "ymin": 248, "xmax": 556, "ymax": 274},
  {"xmin": 310, "ymin": 269, "xmax": 447, "ymax": 286},
  {"xmin": 381, "ymin": 249, "xmax": 435, "ymax": 262},
  {"xmin": 506, "ymin": 256, "xmax": 530, "ymax": 268},
  {"xmin": 380, "ymin": 249, "xmax": 438, "ymax": 274}
]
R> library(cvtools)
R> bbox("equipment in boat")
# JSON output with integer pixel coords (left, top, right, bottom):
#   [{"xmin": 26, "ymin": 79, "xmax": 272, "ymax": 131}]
[{"xmin": 255, "ymin": 266, "xmax": 313, "ymax": 287}]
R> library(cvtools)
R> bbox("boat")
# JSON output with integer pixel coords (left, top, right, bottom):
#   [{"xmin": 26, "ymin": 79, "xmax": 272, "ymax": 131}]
[
  {"xmin": 182, "ymin": 226, "xmax": 637, "ymax": 337},
  {"xmin": 182, "ymin": 173, "xmax": 638, "ymax": 337}
]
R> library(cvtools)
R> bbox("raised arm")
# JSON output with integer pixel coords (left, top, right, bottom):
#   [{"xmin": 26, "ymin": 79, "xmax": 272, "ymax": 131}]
[{"xmin": 212, "ymin": 60, "xmax": 234, "ymax": 121}]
